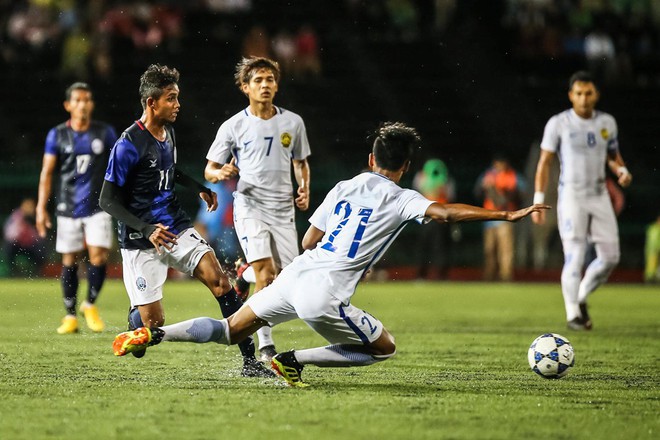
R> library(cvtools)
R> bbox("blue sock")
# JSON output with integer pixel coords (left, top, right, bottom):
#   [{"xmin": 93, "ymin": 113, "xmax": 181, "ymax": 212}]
[
  {"xmin": 128, "ymin": 307, "xmax": 144, "ymax": 330},
  {"xmin": 61, "ymin": 265, "xmax": 78, "ymax": 315},
  {"xmin": 216, "ymin": 288, "xmax": 256, "ymax": 360},
  {"xmin": 86, "ymin": 264, "xmax": 106, "ymax": 304}
]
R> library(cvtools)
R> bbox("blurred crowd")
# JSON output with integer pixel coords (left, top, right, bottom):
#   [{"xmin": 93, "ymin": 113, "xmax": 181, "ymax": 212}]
[{"xmin": 502, "ymin": 0, "xmax": 660, "ymax": 85}]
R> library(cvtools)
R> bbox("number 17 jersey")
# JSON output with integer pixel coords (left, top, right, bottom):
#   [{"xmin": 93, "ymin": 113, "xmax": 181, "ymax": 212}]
[{"xmin": 289, "ymin": 172, "xmax": 433, "ymax": 303}]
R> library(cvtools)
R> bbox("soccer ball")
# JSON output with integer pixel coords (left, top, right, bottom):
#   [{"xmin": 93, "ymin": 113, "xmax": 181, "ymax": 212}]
[{"xmin": 527, "ymin": 333, "xmax": 575, "ymax": 379}]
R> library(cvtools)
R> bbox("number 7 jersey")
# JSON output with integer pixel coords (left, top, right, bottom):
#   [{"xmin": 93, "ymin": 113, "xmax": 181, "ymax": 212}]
[
  {"xmin": 206, "ymin": 106, "xmax": 311, "ymax": 221},
  {"xmin": 290, "ymin": 172, "xmax": 433, "ymax": 303}
]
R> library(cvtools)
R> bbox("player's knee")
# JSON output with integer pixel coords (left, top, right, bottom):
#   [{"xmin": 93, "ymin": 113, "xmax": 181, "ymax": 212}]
[
  {"xmin": 255, "ymin": 269, "xmax": 276, "ymax": 287},
  {"xmin": 370, "ymin": 331, "xmax": 396, "ymax": 359},
  {"xmin": 597, "ymin": 242, "xmax": 620, "ymax": 268},
  {"xmin": 372, "ymin": 347, "xmax": 396, "ymax": 363}
]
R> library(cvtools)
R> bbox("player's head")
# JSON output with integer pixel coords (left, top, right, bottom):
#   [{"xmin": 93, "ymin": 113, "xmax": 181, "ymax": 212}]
[
  {"xmin": 139, "ymin": 64, "xmax": 180, "ymax": 109},
  {"xmin": 235, "ymin": 57, "xmax": 280, "ymax": 103},
  {"xmin": 568, "ymin": 71, "xmax": 599, "ymax": 118},
  {"xmin": 370, "ymin": 122, "xmax": 420, "ymax": 172},
  {"xmin": 568, "ymin": 71, "xmax": 598, "ymax": 92},
  {"xmin": 139, "ymin": 64, "xmax": 181, "ymax": 123},
  {"xmin": 64, "ymin": 82, "xmax": 94, "ymax": 120},
  {"xmin": 235, "ymin": 57, "xmax": 281, "ymax": 86}
]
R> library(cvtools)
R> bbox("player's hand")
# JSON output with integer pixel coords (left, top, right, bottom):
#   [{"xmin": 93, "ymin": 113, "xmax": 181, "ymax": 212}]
[
  {"xmin": 148, "ymin": 223, "xmax": 178, "ymax": 255},
  {"xmin": 35, "ymin": 209, "xmax": 51, "ymax": 238},
  {"xmin": 617, "ymin": 169, "xmax": 632, "ymax": 188},
  {"xmin": 200, "ymin": 190, "xmax": 218, "ymax": 212},
  {"xmin": 218, "ymin": 157, "xmax": 239, "ymax": 180},
  {"xmin": 295, "ymin": 185, "xmax": 309, "ymax": 211},
  {"xmin": 508, "ymin": 204, "xmax": 551, "ymax": 222}
]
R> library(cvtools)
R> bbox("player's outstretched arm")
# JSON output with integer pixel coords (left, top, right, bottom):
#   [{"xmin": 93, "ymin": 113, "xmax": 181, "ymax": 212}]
[{"xmin": 425, "ymin": 202, "xmax": 550, "ymax": 224}]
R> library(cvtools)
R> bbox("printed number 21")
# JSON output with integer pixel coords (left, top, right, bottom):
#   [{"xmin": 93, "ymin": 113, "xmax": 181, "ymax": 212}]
[{"xmin": 321, "ymin": 201, "xmax": 372, "ymax": 258}]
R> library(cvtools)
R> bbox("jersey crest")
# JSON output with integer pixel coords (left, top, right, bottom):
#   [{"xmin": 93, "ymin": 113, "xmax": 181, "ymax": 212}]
[{"xmin": 280, "ymin": 132, "xmax": 292, "ymax": 148}]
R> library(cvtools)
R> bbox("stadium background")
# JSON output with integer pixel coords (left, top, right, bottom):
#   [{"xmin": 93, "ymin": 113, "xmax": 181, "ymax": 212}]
[{"xmin": 1, "ymin": 0, "xmax": 658, "ymax": 278}]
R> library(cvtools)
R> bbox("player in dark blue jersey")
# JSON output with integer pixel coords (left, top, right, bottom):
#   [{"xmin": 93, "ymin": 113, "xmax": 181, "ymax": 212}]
[
  {"xmin": 36, "ymin": 82, "xmax": 118, "ymax": 335},
  {"xmin": 99, "ymin": 64, "xmax": 273, "ymax": 377}
]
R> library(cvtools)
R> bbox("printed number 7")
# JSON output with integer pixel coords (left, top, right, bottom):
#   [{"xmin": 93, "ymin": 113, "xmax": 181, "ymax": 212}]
[{"xmin": 264, "ymin": 137, "xmax": 274, "ymax": 156}]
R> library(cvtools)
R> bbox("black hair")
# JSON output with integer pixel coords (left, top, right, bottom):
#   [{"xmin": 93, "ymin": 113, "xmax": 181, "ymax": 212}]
[
  {"xmin": 139, "ymin": 64, "xmax": 180, "ymax": 109},
  {"xmin": 234, "ymin": 56, "xmax": 281, "ymax": 89},
  {"xmin": 371, "ymin": 122, "xmax": 420, "ymax": 171},
  {"xmin": 65, "ymin": 82, "xmax": 92, "ymax": 100},
  {"xmin": 569, "ymin": 71, "xmax": 598, "ymax": 91}
]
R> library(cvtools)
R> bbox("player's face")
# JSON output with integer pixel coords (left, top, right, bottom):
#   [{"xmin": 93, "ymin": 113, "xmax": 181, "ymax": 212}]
[
  {"xmin": 64, "ymin": 89, "xmax": 94, "ymax": 121},
  {"xmin": 152, "ymin": 84, "xmax": 180, "ymax": 123},
  {"xmin": 568, "ymin": 81, "xmax": 599, "ymax": 118},
  {"xmin": 242, "ymin": 68, "xmax": 278, "ymax": 104}
]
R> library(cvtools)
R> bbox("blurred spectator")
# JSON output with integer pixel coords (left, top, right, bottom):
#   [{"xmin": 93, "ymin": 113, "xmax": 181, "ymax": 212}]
[
  {"xmin": 60, "ymin": 23, "xmax": 91, "ymax": 80},
  {"xmin": 294, "ymin": 24, "xmax": 322, "ymax": 81},
  {"xmin": 521, "ymin": 141, "xmax": 559, "ymax": 271},
  {"xmin": 385, "ymin": 0, "xmax": 419, "ymax": 42},
  {"xmin": 412, "ymin": 158, "xmax": 456, "ymax": 280},
  {"xmin": 2, "ymin": 197, "xmax": 47, "ymax": 276},
  {"xmin": 584, "ymin": 26, "xmax": 616, "ymax": 84},
  {"xmin": 193, "ymin": 180, "xmax": 240, "ymax": 270},
  {"xmin": 241, "ymin": 25, "xmax": 271, "ymax": 58},
  {"xmin": 644, "ymin": 214, "xmax": 660, "ymax": 283},
  {"xmin": 474, "ymin": 157, "xmax": 526, "ymax": 281},
  {"xmin": 272, "ymin": 29, "xmax": 296, "ymax": 78}
]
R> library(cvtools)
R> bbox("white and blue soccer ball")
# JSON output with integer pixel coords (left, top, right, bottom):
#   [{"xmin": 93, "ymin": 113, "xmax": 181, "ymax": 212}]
[{"xmin": 528, "ymin": 333, "xmax": 575, "ymax": 379}]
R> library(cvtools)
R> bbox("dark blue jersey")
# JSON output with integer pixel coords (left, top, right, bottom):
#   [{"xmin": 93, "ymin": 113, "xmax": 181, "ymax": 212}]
[
  {"xmin": 104, "ymin": 120, "xmax": 192, "ymax": 250},
  {"xmin": 44, "ymin": 120, "xmax": 117, "ymax": 218}
]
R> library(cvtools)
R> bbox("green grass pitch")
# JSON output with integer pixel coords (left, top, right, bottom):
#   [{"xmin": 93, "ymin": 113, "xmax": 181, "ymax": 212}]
[{"xmin": 0, "ymin": 278, "xmax": 658, "ymax": 439}]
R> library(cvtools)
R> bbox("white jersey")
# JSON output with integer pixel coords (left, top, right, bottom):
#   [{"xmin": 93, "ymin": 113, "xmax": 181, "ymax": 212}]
[
  {"xmin": 540, "ymin": 109, "xmax": 619, "ymax": 195},
  {"xmin": 207, "ymin": 106, "xmax": 311, "ymax": 221},
  {"xmin": 285, "ymin": 172, "xmax": 434, "ymax": 303}
]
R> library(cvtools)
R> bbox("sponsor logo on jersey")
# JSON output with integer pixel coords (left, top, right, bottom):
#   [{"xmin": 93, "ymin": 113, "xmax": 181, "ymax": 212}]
[
  {"xmin": 91, "ymin": 138, "xmax": 104, "ymax": 154},
  {"xmin": 280, "ymin": 132, "xmax": 292, "ymax": 148},
  {"xmin": 600, "ymin": 128, "xmax": 609, "ymax": 140}
]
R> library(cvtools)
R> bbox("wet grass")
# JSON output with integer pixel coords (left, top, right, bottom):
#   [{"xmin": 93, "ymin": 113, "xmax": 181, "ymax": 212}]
[{"xmin": 0, "ymin": 279, "xmax": 658, "ymax": 439}]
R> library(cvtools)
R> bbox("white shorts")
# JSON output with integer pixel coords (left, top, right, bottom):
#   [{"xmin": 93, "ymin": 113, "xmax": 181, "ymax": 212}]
[
  {"xmin": 234, "ymin": 217, "xmax": 299, "ymax": 268},
  {"xmin": 557, "ymin": 189, "xmax": 619, "ymax": 245},
  {"xmin": 120, "ymin": 228, "xmax": 213, "ymax": 307},
  {"xmin": 246, "ymin": 266, "xmax": 384, "ymax": 345},
  {"xmin": 56, "ymin": 211, "xmax": 114, "ymax": 254}
]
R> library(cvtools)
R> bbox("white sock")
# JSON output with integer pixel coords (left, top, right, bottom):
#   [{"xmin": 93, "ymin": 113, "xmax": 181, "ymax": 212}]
[
  {"xmin": 161, "ymin": 317, "xmax": 230, "ymax": 344},
  {"xmin": 242, "ymin": 266, "xmax": 256, "ymax": 283},
  {"xmin": 257, "ymin": 325, "xmax": 274, "ymax": 349},
  {"xmin": 294, "ymin": 344, "xmax": 392, "ymax": 367}
]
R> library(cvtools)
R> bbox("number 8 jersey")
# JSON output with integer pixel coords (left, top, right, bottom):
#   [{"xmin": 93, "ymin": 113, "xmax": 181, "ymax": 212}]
[
  {"xmin": 290, "ymin": 172, "xmax": 433, "ymax": 303},
  {"xmin": 541, "ymin": 109, "xmax": 619, "ymax": 194}
]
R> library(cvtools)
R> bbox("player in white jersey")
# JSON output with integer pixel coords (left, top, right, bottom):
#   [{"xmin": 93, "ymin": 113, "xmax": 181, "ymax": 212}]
[
  {"xmin": 113, "ymin": 122, "xmax": 549, "ymax": 386},
  {"xmin": 532, "ymin": 71, "xmax": 632, "ymax": 331},
  {"xmin": 205, "ymin": 57, "xmax": 311, "ymax": 361}
]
